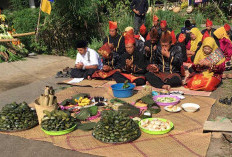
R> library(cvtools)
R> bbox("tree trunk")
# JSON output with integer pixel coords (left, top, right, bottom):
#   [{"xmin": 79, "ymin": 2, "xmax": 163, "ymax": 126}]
[{"xmin": 29, "ymin": 0, "xmax": 36, "ymax": 8}]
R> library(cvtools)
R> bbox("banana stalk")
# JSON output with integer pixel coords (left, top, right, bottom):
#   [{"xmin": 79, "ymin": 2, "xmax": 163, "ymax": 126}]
[
  {"xmin": 48, "ymin": 95, "xmax": 54, "ymax": 107},
  {"xmin": 42, "ymin": 95, "xmax": 49, "ymax": 106}
]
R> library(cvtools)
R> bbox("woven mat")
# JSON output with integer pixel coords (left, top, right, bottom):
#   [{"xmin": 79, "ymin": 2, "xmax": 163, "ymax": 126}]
[
  {"xmin": 0, "ymin": 86, "xmax": 215, "ymax": 157},
  {"xmin": 102, "ymin": 81, "xmax": 212, "ymax": 97},
  {"xmin": 57, "ymin": 79, "xmax": 108, "ymax": 88}
]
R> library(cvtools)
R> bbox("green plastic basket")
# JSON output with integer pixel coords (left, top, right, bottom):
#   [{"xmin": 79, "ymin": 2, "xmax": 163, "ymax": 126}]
[
  {"xmin": 41, "ymin": 124, "xmax": 77, "ymax": 136},
  {"xmin": 139, "ymin": 118, "xmax": 174, "ymax": 135}
]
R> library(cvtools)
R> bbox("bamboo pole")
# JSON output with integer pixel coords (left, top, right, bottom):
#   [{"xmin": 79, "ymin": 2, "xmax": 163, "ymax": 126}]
[
  {"xmin": 35, "ymin": 0, "xmax": 42, "ymax": 42},
  {"xmin": 12, "ymin": 32, "xmax": 35, "ymax": 37},
  {"xmin": 0, "ymin": 38, "xmax": 19, "ymax": 42}
]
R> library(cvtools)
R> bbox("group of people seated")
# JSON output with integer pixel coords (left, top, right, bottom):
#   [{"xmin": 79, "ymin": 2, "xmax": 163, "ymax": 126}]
[{"xmin": 70, "ymin": 16, "xmax": 232, "ymax": 92}]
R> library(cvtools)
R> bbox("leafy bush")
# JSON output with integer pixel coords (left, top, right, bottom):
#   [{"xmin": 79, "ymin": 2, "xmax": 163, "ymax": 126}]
[
  {"xmin": 35, "ymin": 0, "xmax": 103, "ymax": 55},
  {"xmin": 155, "ymin": 10, "xmax": 186, "ymax": 31},
  {"xmin": 88, "ymin": 37, "xmax": 103, "ymax": 51},
  {"xmin": 196, "ymin": 3, "xmax": 227, "ymax": 25},
  {"xmin": 8, "ymin": 0, "xmax": 29, "ymax": 10},
  {"xmin": 66, "ymin": 48, "xmax": 77, "ymax": 59}
]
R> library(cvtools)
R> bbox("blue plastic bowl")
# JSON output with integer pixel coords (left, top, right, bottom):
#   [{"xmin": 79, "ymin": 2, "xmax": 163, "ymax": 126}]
[{"xmin": 111, "ymin": 83, "xmax": 135, "ymax": 98}]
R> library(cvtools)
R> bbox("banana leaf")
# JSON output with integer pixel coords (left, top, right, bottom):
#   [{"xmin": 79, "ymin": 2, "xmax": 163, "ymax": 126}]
[
  {"xmin": 89, "ymin": 106, "xmax": 98, "ymax": 116},
  {"xmin": 75, "ymin": 109, "xmax": 90, "ymax": 121},
  {"xmin": 72, "ymin": 93, "xmax": 89, "ymax": 100},
  {"xmin": 110, "ymin": 98, "xmax": 127, "ymax": 105},
  {"xmin": 118, "ymin": 104, "xmax": 140, "ymax": 117},
  {"xmin": 78, "ymin": 122, "xmax": 96, "ymax": 131},
  {"xmin": 59, "ymin": 99, "xmax": 76, "ymax": 106}
]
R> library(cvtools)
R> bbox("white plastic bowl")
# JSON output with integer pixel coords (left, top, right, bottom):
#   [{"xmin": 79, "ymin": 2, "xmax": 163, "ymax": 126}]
[{"xmin": 181, "ymin": 103, "xmax": 200, "ymax": 112}]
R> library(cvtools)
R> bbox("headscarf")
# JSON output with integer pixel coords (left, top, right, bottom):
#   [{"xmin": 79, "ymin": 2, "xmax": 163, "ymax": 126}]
[
  {"xmin": 153, "ymin": 15, "xmax": 159, "ymax": 22},
  {"xmin": 109, "ymin": 21, "xmax": 117, "ymax": 30},
  {"xmin": 190, "ymin": 28, "xmax": 203, "ymax": 52},
  {"xmin": 194, "ymin": 37, "xmax": 225, "ymax": 77},
  {"xmin": 139, "ymin": 24, "xmax": 146, "ymax": 35},
  {"xmin": 206, "ymin": 19, "xmax": 213, "ymax": 27},
  {"xmin": 224, "ymin": 24, "xmax": 231, "ymax": 31},
  {"xmin": 214, "ymin": 26, "xmax": 231, "ymax": 41},
  {"xmin": 124, "ymin": 34, "xmax": 135, "ymax": 45},
  {"xmin": 160, "ymin": 20, "xmax": 167, "ymax": 28}
]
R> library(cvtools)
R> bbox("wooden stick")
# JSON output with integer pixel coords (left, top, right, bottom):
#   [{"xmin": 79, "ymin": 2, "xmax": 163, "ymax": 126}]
[
  {"xmin": 12, "ymin": 32, "xmax": 35, "ymax": 37},
  {"xmin": 35, "ymin": 0, "xmax": 42, "ymax": 42},
  {"xmin": 0, "ymin": 38, "xmax": 19, "ymax": 42}
]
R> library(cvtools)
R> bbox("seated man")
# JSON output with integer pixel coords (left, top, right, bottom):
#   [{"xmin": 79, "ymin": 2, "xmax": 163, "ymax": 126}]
[
  {"xmin": 145, "ymin": 32, "xmax": 183, "ymax": 90},
  {"xmin": 124, "ymin": 26, "xmax": 145, "ymax": 54},
  {"xmin": 139, "ymin": 24, "xmax": 148, "ymax": 41},
  {"xmin": 92, "ymin": 43, "xmax": 121, "ymax": 80},
  {"xmin": 151, "ymin": 15, "xmax": 160, "ymax": 30},
  {"xmin": 113, "ymin": 35, "xmax": 147, "ymax": 86},
  {"xmin": 201, "ymin": 19, "xmax": 216, "ymax": 37},
  {"xmin": 70, "ymin": 40, "xmax": 102, "ymax": 79},
  {"xmin": 144, "ymin": 28, "xmax": 160, "ymax": 64},
  {"xmin": 103, "ymin": 21, "xmax": 125, "ymax": 55}
]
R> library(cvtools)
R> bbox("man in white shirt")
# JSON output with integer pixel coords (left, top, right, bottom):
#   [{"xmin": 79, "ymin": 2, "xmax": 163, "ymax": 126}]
[{"xmin": 70, "ymin": 40, "xmax": 102, "ymax": 80}]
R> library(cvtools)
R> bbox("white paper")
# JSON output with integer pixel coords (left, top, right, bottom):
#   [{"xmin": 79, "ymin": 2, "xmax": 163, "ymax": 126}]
[{"xmin": 68, "ymin": 78, "xmax": 84, "ymax": 84}]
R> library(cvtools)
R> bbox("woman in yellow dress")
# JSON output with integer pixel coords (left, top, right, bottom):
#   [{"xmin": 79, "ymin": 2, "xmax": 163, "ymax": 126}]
[{"xmin": 185, "ymin": 37, "xmax": 225, "ymax": 91}]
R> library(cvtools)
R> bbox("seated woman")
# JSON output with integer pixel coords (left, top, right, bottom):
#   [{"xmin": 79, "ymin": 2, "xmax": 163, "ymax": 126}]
[
  {"xmin": 145, "ymin": 32, "xmax": 183, "ymax": 90},
  {"xmin": 92, "ymin": 43, "xmax": 121, "ymax": 80},
  {"xmin": 112, "ymin": 35, "xmax": 147, "ymax": 86},
  {"xmin": 70, "ymin": 40, "xmax": 102, "ymax": 79},
  {"xmin": 186, "ymin": 28, "xmax": 203, "ymax": 62},
  {"xmin": 214, "ymin": 24, "xmax": 232, "ymax": 62},
  {"xmin": 185, "ymin": 37, "xmax": 225, "ymax": 91}
]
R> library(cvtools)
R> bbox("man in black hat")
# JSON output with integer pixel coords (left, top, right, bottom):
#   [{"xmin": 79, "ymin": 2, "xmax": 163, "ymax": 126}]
[{"xmin": 70, "ymin": 40, "xmax": 102, "ymax": 79}]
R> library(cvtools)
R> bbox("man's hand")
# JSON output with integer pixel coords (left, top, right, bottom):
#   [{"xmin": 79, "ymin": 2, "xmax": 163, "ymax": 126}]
[
  {"xmin": 145, "ymin": 46, "xmax": 150, "ymax": 52},
  {"xmin": 133, "ymin": 9, "xmax": 140, "ymax": 15},
  {"xmin": 147, "ymin": 64, "xmax": 159, "ymax": 73},
  {"xmin": 161, "ymin": 47, "xmax": 170, "ymax": 58},
  {"xmin": 108, "ymin": 43, "xmax": 114, "ymax": 50},
  {"xmin": 103, "ymin": 65, "xmax": 112, "ymax": 72},
  {"xmin": 126, "ymin": 59, "xmax": 133, "ymax": 67},
  {"xmin": 153, "ymin": 45, "xmax": 157, "ymax": 51},
  {"xmin": 76, "ymin": 62, "xmax": 84, "ymax": 69}
]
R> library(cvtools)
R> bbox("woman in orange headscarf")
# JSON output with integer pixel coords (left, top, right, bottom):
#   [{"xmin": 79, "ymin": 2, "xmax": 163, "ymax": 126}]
[
  {"xmin": 185, "ymin": 37, "xmax": 225, "ymax": 91},
  {"xmin": 186, "ymin": 28, "xmax": 203, "ymax": 63}
]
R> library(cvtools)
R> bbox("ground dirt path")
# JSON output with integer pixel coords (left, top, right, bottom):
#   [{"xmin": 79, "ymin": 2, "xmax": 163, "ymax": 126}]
[{"xmin": 0, "ymin": 55, "xmax": 74, "ymax": 93}]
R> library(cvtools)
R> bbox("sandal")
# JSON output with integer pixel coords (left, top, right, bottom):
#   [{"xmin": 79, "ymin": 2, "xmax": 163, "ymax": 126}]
[
  {"xmin": 222, "ymin": 73, "xmax": 232, "ymax": 79},
  {"xmin": 56, "ymin": 71, "xmax": 64, "ymax": 78},
  {"xmin": 219, "ymin": 97, "xmax": 232, "ymax": 105}
]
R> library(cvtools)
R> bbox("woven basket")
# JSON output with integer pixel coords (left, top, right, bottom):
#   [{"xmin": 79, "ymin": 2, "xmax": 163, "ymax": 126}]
[{"xmin": 34, "ymin": 99, "xmax": 57, "ymax": 124}]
